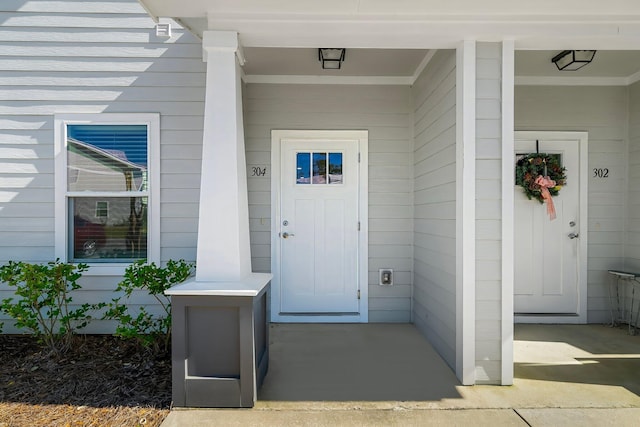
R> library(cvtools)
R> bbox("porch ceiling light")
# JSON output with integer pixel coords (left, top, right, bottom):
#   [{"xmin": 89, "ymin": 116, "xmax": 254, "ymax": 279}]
[
  {"xmin": 319, "ymin": 48, "xmax": 346, "ymax": 69},
  {"xmin": 551, "ymin": 50, "xmax": 596, "ymax": 71}
]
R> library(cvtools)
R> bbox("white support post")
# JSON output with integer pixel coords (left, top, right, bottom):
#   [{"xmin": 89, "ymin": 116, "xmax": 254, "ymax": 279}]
[
  {"xmin": 456, "ymin": 39, "xmax": 476, "ymax": 386},
  {"xmin": 196, "ymin": 31, "xmax": 252, "ymax": 282},
  {"xmin": 501, "ymin": 40, "xmax": 515, "ymax": 386}
]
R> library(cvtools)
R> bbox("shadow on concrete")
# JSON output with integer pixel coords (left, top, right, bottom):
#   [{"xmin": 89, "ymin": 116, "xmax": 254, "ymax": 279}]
[
  {"xmin": 516, "ymin": 357, "xmax": 640, "ymax": 396},
  {"xmin": 258, "ymin": 323, "xmax": 462, "ymax": 402}
]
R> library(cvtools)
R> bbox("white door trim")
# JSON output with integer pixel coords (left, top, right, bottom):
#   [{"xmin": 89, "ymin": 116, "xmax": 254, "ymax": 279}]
[
  {"xmin": 513, "ymin": 131, "xmax": 589, "ymax": 324},
  {"xmin": 270, "ymin": 130, "xmax": 369, "ymax": 323}
]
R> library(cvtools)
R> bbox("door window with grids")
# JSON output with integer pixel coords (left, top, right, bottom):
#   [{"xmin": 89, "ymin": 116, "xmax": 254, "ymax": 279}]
[{"xmin": 296, "ymin": 152, "xmax": 343, "ymax": 184}]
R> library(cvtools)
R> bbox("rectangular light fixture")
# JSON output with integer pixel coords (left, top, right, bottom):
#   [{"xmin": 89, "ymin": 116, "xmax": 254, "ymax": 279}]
[
  {"xmin": 318, "ymin": 48, "xmax": 346, "ymax": 69},
  {"xmin": 551, "ymin": 50, "xmax": 596, "ymax": 71}
]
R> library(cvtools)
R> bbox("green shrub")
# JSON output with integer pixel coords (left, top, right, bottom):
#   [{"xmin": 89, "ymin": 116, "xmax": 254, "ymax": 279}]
[
  {"xmin": 102, "ymin": 259, "xmax": 194, "ymax": 352},
  {"xmin": 0, "ymin": 260, "xmax": 92, "ymax": 353}
]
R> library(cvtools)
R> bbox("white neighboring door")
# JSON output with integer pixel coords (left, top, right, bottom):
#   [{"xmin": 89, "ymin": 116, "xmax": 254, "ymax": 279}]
[
  {"xmin": 271, "ymin": 130, "xmax": 368, "ymax": 322},
  {"xmin": 514, "ymin": 132, "xmax": 587, "ymax": 320}
]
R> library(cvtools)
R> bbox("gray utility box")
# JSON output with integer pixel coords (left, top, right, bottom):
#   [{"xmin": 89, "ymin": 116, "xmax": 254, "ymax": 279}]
[{"xmin": 166, "ymin": 274, "xmax": 271, "ymax": 408}]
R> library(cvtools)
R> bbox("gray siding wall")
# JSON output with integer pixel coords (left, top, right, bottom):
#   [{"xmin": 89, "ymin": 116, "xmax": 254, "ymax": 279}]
[
  {"xmin": 515, "ymin": 85, "xmax": 628, "ymax": 323},
  {"xmin": 626, "ymin": 83, "xmax": 640, "ymax": 285},
  {"xmin": 243, "ymin": 83, "xmax": 414, "ymax": 322},
  {"xmin": 0, "ymin": 0, "xmax": 205, "ymax": 332},
  {"xmin": 475, "ymin": 43, "xmax": 503, "ymax": 384},
  {"xmin": 411, "ymin": 50, "xmax": 457, "ymax": 368}
]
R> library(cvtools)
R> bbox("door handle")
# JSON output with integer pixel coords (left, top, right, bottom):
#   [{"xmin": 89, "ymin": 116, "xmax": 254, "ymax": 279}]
[
  {"xmin": 568, "ymin": 232, "xmax": 579, "ymax": 239},
  {"xmin": 282, "ymin": 232, "xmax": 295, "ymax": 239}
]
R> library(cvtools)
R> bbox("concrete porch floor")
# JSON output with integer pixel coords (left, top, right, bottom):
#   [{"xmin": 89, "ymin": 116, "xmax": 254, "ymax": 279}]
[{"xmin": 163, "ymin": 323, "xmax": 640, "ymax": 426}]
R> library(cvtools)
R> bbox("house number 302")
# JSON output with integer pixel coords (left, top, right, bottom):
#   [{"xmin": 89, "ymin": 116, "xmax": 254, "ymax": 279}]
[{"xmin": 593, "ymin": 168, "xmax": 609, "ymax": 178}]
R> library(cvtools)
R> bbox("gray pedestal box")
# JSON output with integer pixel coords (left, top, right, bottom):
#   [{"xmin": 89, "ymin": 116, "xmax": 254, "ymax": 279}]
[{"xmin": 167, "ymin": 274, "xmax": 271, "ymax": 408}]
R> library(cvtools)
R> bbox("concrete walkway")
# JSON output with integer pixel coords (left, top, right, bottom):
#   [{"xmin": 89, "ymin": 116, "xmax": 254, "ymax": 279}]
[{"xmin": 162, "ymin": 323, "xmax": 640, "ymax": 426}]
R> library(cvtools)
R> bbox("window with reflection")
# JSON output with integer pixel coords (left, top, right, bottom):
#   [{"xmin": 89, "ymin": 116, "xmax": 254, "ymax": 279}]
[
  {"xmin": 296, "ymin": 152, "xmax": 343, "ymax": 185},
  {"xmin": 66, "ymin": 124, "xmax": 149, "ymax": 261}
]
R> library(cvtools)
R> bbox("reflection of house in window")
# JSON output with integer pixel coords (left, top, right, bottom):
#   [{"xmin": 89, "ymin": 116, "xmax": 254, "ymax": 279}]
[
  {"xmin": 67, "ymin": 138, "xmax": 146, "ymax": 193},
  {"xmin": 68, "ymin": 168, "xmax": 79, "ymax": 184},
  {"xmin": 95, "ymin": 201, "xmax": 108, "ymax": 218},
  {"xmin": 68, "ymin": 137, "xmax": 147, "ymax": 230},
  {"xmin": 66, "ymin": 129, "xmax": 149, "ymax": 260}
]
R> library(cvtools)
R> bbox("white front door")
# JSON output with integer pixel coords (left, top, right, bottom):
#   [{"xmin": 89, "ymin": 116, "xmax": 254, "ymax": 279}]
[
  {"xmin": 271, "ymin": 130, "xmax": 368, "ymax": 322},
  {"xmin": 514, "ymin": 132, "xmax": 587, "ymax": 321}
]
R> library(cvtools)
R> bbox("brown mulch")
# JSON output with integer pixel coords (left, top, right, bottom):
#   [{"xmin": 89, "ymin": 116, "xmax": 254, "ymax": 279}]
[{"xmin": 0, "ymin": 335, "xmax": 171, "ymax": 427}]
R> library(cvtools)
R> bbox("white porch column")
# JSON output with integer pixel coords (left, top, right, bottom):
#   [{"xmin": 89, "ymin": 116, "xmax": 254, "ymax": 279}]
[
  {"xmin": 167, "ymin": 34, "xmax": 271, "ymax": 410},
  {"xmin": 455, "ymin": 40, "xmax": 476, "ymax": 386},
  {"xmin": 501, "ymin": 40, "xmax": 515, "ymax": 386},
  {"xmin": 196, "ymin": 31, "xmax": 252, "ymax": 282}
]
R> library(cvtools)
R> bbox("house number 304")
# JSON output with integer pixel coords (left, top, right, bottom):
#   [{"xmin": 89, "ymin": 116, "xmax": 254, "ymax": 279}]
[
  {"xmin": 251, "ymin": 166, "xmax": 267, "ymax": 177},
  {"xmin": 593, "ymin": 168, "xmax": 609, "ymax": 178}
]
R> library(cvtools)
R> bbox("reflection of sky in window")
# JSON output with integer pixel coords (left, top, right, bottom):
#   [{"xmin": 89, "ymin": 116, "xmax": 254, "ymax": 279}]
[
  {"xmin": 329, "ymin": 153, "xmax": 342, "ymax": 172},
  {"xmin": 297, "ymin": 152, "xmax": 344, "ymax": 184},
  {"xmin": 329, "ymin": 153, "xmax": 342, "ymax": 183},
  {"xmin": 296, "ymin": 152, "xmax": 310, "ymax": 183},
  {"xmin": 67, "ymin": 125, "xmax": 148, "ymax": 166}
]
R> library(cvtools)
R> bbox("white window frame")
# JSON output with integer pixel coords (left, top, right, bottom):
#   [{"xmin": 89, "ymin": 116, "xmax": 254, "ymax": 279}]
[{"xmin": 54, "ymin": 113, "xmax": 160, "ymax": 275}]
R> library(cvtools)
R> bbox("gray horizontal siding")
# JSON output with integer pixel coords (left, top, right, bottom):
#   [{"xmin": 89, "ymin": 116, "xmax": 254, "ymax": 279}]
[
  {"xmin": 411, "ymin": 49, "xmax": 457, "ymax": 369},
  {"xmin": 515, "ymin": 85, "xmax": 629, "ymax": 324},
  {"xmin": 0, "ymin": 0, "xmax": 204, "ymax": 333},
  {"xmin": 243, "ymin": 83, "xmax": 414, "ymax": 322},
  {"xmin": 627, "ymin": 82, "xmax": 640, "ymax": 271},
  {"xmin": 624, "ymin": 82, "xmax": 640, "ymax": 323}
]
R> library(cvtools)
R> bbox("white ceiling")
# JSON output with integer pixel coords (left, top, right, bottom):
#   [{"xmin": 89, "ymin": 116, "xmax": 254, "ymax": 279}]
[
  {"xmin": 144, "ymin": 0, "xmax": 640, "ymax": 21},
  {"xmin": 238, "ymin": 47, "xmax": 640, "ymax": 81},
  {"xmin": 242, "ymin": 48, "xmax": 428, "ymax": 77},
  {"xmin": 158, "ymin": 4, "xmax": 640, "ymax": 81},
  {"xmin": 515, "ymin": 50, "xmax": 640, "ymax": 78}
]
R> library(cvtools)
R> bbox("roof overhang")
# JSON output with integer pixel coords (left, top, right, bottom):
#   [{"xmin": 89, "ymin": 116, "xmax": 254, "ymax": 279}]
[{"xmin": 138, "ymin": 0, "xmax": 640, "ymax": 49}]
